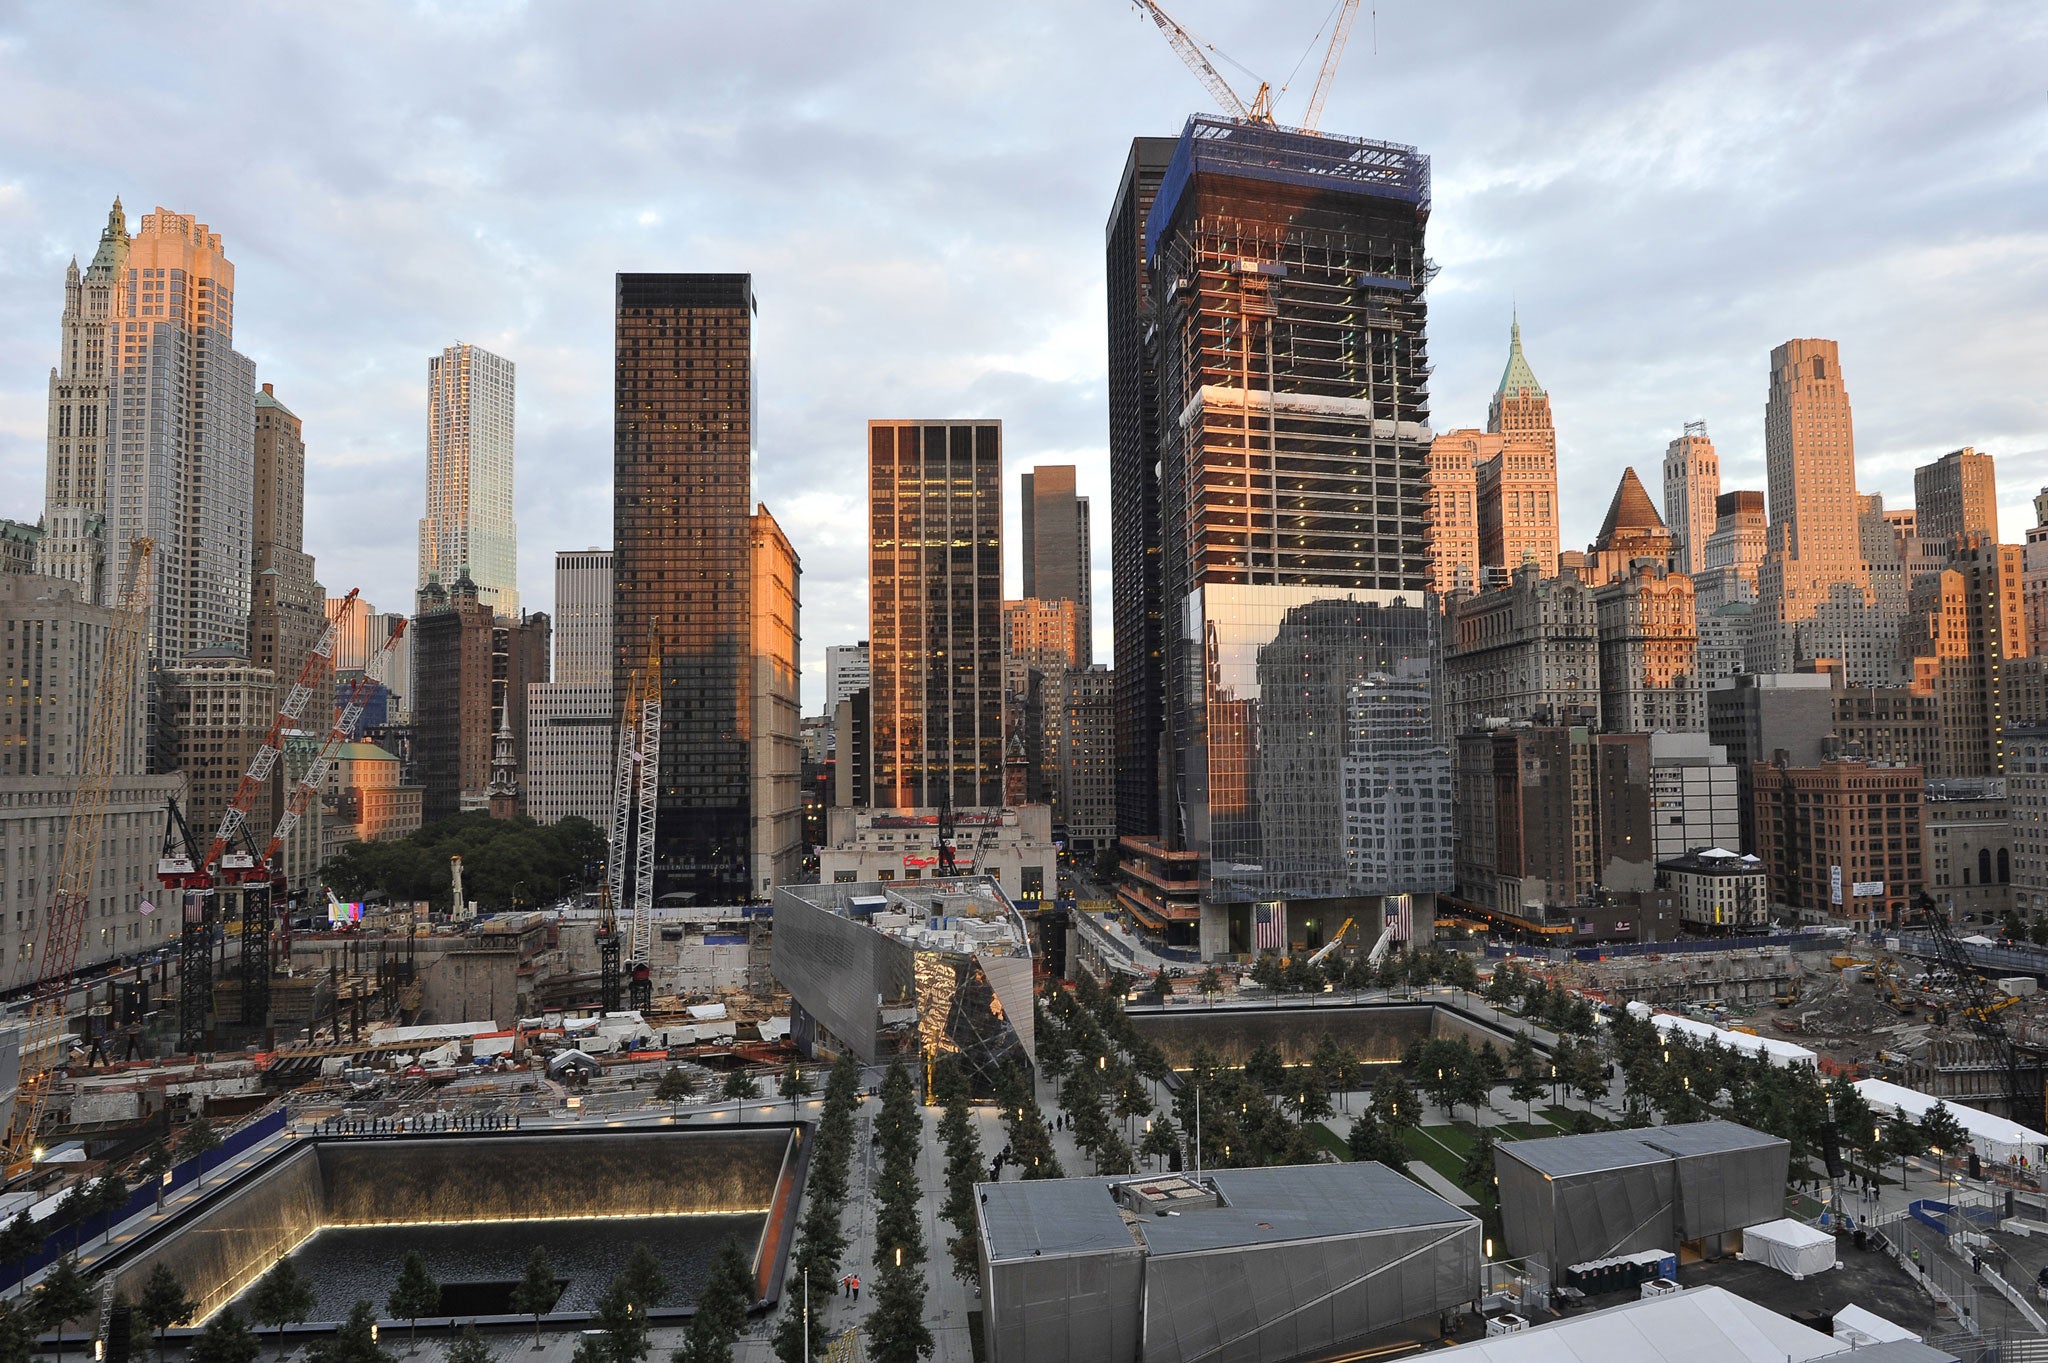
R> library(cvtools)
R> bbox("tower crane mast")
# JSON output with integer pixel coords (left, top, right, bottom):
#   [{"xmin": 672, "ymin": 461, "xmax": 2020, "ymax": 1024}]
[
  {"xmin": 1130, "ymin": 0, "xmax": 1362, "ymax": 134},
  {"xmin": 4, "ymin": 537, "xmax": 154, "ymax": 1177}
]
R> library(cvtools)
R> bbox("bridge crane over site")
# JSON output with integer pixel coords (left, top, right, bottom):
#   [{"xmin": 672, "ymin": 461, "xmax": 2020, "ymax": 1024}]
[
  {"xmin": 3, "ymin": 538, "xmax": 153, "ymax": 1178},
  {"xmin": 1132, "ymin": 0, "xmax": 1361, "ymax": 133}
]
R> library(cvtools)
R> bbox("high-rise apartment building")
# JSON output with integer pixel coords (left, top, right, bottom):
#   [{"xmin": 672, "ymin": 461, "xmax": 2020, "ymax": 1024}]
[
  {"xmin": 526, "ymin": 550, "xmax": 614, "ymax": 828},
  {"xmin": 1915, "ymin": 446, "xmax": 1999, "ymax": 555},
  {"xmin": 1106, "ymin": 135, "xmax": 1179, "ymax": 843},
  {"xmin": 41, "ymin": 199, "xmax": 126, "ymax": 603},
  {"xmin": 1904, "ymin": 534, "xmax": 2029, "ymax": 777},
  {"xmin": 1045, "ymin": 664, "xmax": 1117, "ymax": 856},
  {"xmin": 1423, "ymin": 431, "xmax": 1481, "ymax": 595},
  {"xmin": 1020, "ymin": 465, "xmax": 1091, "ymax": 665},
  {"xmin": 2007, "ymin": 723, "xmax": 2048, "ymax": 918},
  {"xmin": 1476, "ymin": 319, "xmax": 1560, "ymax": 580},
  {"xmin": 1143, "ymin": 117, "xmax": 1435, "ymax": 950},
  {"xmin": 419, "ymin": 343, "xmax": 518, "ymax": 615},
  {"xmin": 868, "ymin": 420, "xmax": 1003, "ymax": 810},
  {"xmin": 1751, "ymin": 340, "xmax": 1893, "ymax": 685},
  {"xmin": 614, "ymin": 274, "xmax": 762, "ymax": 901},
  {"xmin": 1662, "ymin": 423, "xmax": 1719, "ymax": 577}
]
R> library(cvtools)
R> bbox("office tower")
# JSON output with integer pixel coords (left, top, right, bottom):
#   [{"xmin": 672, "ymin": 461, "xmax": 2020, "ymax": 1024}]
[
  {"xmin": 1444, "ymin": 564, "xmax": 1600, "ymax": 734},
  {"xmin": 2007, "ymin": 724, "xmax": 2048, "ymax": 917},
  {"xmin": 101, "ymin": 208, "xmax": 259, "ymax": 672},
  {"xmin": 1020, "ymin": 465, "xmax": 1091, "ymax": 665},
  {"xmin": 1751, "ymin": 339, "xmax": 1893, "ymax": 685},
  {"xmin": 1583, "ymin": 467, "xmax": 1672, "ymax": 585},
  {"xmin": 412, "ymin": 575, "xmax": 549, "ymax": 824},
  {"xmin": 526, "ymin": 550, "xmax": 615, "ymax": 828},
  {"xmin": 1002, "ymin": 599, "xmax": 1083, "ymax": 673},
  {"xmin": 165, "ymin": 646, "xmax": 280, "ymax": 850},
  {"xmin": 1455, "ymin": 724, "xmax": 1596, "ymax": 919},
  {"xmin": 1107, "ymin": 135, "xmax": 1178, "ymax": 843},
  {"xmin": 1596, "ymin": 562, "xmax": 1701, "ymax": 734},
  {"xmin": 1044, "ymin": 664, "xmax": 1117, "ymax": 856},
  {"xmin": 0, "ymin": 523, "xmax": 38, "ymax": 577},
  {"xmin": 1146, "ymin": 116, "xmax": 1435, "ymax": 954},
  {"xmin": 1705, "ymin": 671, "xmax": 1833, "ymax": 852},
  {"xmin": 1662, "ymin": 423, "xmax": 1719, "ymax": 576},
  {"xmin": 825, "ymin": 642, "xmax": 870, "ymax": 714},
  {"xmin": 1002, "ymin": 597, "xmax": 1081, "ymax": 807},
  {"xmin": 1751, "ymin": 752, "xmax": 1924, "ymax": 929},
  {"xmin": 0, "ymin": 573, "xmax": 182, "ymax": 985},
  {"xmin": 248, "ymin": 385, "xmax": 325, "ymax": 685},
  {"xmin": 868, "ymin": 420, "xmax": 1003, "ymax": 810},
  {"xmin": 1915, "ymin": 446, "xmax": 1999, "ymax": 555},
  {"xmin": 749, "ymin": 508, "xmax": 802, "ymax": 894},
  {"xmin": 2026, "ymin": 490, "xmax": 2048, "ymax": 658},
  {"xmin": 1919, "ymin": 779, "xmax": 2012, "ymax": 922},
  {"xmin": 552, "ymin": 548, "xmax": 612, "ymax": 685},
  {"xmin": 1423, "ymin": 432, "xmax": 1480, "ymax": 594},
  {"xmin": 1475, "ymin": 318, "xmax": 1560, "ymax": 579},
  {"xmin": 1832, "ymin": 680, "xmax": 1941, "ymax": 772},
  {"xmin": 1904, "ymin": 534, "xmax": 2028, "ymax": 777},
  {"xmin": 1695, "ymin": 601, "xmax": 1754, "ymax": 689},
  {"xmin": 1859, "ymin": 493, "xmax": 1909, "ymax": 619},
  {"xmin": 1697, "ymin": 490, "xmax": 1766, "ymax": 611},
  {"xmin": 1646, "ymin": 731, "xmax": 1742, "ymax": 861},
  {"xmin": 614, "ymin": 274, "xmax": 759, "ymax": 901},
  {"xmin": 40, "ymin": 198, "xmax": 125, "ymax": 603},
  {"xmin": 419, "ymin": 343, "xmax": 518, "ymax": 616}
]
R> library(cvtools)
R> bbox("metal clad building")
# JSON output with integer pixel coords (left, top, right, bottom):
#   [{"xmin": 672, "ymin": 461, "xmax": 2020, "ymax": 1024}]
[{"xmin": 978, "ymin": 1163, "xmax": 1480, "ymax": 1363}]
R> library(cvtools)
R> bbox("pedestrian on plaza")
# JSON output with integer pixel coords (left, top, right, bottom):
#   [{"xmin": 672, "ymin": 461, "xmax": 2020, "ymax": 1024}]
[{"xmin": 851, "ymin": 1275, "xmax": 860, "ymax": 1302}]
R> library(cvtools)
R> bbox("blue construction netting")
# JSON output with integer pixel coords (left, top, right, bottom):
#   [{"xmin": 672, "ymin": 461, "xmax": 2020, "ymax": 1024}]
[{"xmin": 1144, "ymin": 114, "xmax": 1431, "ymax": 266}]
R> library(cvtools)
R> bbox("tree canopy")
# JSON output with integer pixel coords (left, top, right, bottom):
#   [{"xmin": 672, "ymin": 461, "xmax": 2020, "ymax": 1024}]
[{"xmin": 321, "ymin": 813, "xmax": 603, "ymax": 911}]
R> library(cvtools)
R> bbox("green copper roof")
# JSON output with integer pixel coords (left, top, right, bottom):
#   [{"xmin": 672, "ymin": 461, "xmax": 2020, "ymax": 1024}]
[{"xmin": 1494, "ymin": 315, "xmax": 1544, "ymax": 399}]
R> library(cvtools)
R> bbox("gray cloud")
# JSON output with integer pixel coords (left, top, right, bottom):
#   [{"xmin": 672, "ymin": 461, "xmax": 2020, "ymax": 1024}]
[{"xmin": 0, "ymin": 2, "xmax": 2043, "ymax": 711}]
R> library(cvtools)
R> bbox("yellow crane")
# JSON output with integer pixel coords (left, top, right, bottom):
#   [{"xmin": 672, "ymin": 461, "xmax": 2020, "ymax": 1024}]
[
  {"xmin": 1132, "ymin": 0, "xmax": 1362, "ymax": 134},
  {"xmin": 4, "ymin": 538, "xmax": 154, "ymax": 1178}
]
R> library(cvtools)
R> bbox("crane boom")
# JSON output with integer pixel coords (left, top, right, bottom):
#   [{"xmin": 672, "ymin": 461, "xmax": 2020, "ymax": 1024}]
[
  {"xmin": 4, "ymin": 537, "xmax": 155, "ymax": 1174},
  {"xmin": 1133, "ymin": 0, "xmax": 1256, "ymax": 123},
  {"xmin": 1299, "ymin": 0, "xmax": 1360, "ymax": 132},
  {"xmin": 206, "ymin": 588, "xmax": 357, "ymax": 868},
  {"xmin": 255, "ymin": 617, "xmax": 408, "ymax": 875}
]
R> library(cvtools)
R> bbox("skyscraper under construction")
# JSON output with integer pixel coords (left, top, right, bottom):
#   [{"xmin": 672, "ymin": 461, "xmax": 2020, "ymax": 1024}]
[{"xmin": 1110, "ymin": 115, "xmax": 1440, "ymax": 953}]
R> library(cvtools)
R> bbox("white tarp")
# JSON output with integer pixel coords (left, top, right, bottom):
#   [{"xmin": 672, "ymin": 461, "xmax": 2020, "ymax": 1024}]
[
  {"xmin": 1830, "ymin": 1303, "xmax": 1919, "ymax": 1345},
  {"xmin": 1853, "ymin": 1077, "xmax": 2048, "ymax": 1166},
  {"xmin": 1650, "ymin": 1013, "xmax": 1819, "ymax": 1068},
  {"xmin": 1742, "ymin": 1219, "xmax": 1835, "ymax": 1279},
  {"xmin": 1436, "ymin": 1285, "xmax": 1843, "ymax": 1362}
]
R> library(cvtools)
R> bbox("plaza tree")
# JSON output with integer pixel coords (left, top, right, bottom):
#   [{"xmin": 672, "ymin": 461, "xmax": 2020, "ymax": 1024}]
[
  {"xmin": 187, "ymin": 1309, "xmax": 261, "ymax": 1363},
  {"xmin": 306, "ymin": 1301, "xmax": 392, "ymax": 1363},
  {"xmin": 508, "ymin": 1247, "xmax": 560, "ymax": 1351},
  {"xmin": 385, "ymin": 1252, "xmax": 440, "ymax": 1353},
  {"xmin": 33, "ymin": 1254, "xmax": 96, "ymax": 1363},
  {"xmin": 250, "ymin": 1258, "xmax": 316, "ymax": 1360},
  {"xmin": 138, "ymin": 1263, "xmax": 197, "ymax": 1363},
  {"xmin": 654, "ymin": 1067, "xmax": 698, "ymax": 1118}
]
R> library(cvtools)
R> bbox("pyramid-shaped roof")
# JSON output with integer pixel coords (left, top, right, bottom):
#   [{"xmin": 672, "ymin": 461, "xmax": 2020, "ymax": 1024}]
[
  {"xmin": 1595, "ymin": 467, "xmax": 1668, "ymax": 546},
  {"xmin": 1494, "ymin": 316, "xmax": 1544, "ymax": 399}
]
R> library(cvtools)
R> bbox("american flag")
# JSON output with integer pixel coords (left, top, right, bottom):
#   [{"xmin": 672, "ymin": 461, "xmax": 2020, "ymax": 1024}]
[
  {"xmin": 1384, "ymin": 894, "xmax": 1413, "ymax": 945},
  {"xmin": 1255, "ymin": 902, "xmax": 1284, "ymax": 952}
]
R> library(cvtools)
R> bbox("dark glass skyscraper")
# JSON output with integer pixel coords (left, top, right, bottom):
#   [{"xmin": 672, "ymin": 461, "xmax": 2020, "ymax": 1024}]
[
  {"xmin": 1106, "ymin": 136, "xmax": 1178, "ymax": 842},
  {"xmin": 614, "ymin": 274, "xmax": 756, "ymax": 901}
]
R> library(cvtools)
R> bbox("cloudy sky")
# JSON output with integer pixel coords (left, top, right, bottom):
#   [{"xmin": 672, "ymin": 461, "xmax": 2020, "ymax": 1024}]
[{"xmin": 2, "ymin": 2, "xmax": 2044, "ymax": 709}]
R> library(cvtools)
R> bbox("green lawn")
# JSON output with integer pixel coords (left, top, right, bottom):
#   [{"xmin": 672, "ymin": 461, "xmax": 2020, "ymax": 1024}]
[
  {"xmin": 1402, "ymin": 1124, "xmax": 1474, "ymax": 1185},
  {"xmin": 1302, "ymin": 1121, "xmax": 1351, "ymax": 1162},
  {"xmin": 1493, "ymin": 1119, "xmax": 1562, "ymax": 1142},
  {"xmin": 1541, "ymin": 1104, "xmax": 1614, "ymax": 1131}
]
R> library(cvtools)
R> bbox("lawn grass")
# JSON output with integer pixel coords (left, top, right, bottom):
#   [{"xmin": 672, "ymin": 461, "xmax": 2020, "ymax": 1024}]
[
  {"xmin": 1423, "ymin": 1121, "xmax": 1479, "ymax": 1159},
  {"xmin": 1493, "ymin": 1119, "xmax": 1561, "ymax": 1142},
  {"xmin": 1540, "ymin": 1104, "xmax": 1614, "ymax": 1131},
  {"xmin": 1302, "ymin": 1121, "xmax": 1352, "ymax": 1162},
  {"xmin": 1401, "ymin": 1124, "xmax": 1473, "ymax": 1185}
]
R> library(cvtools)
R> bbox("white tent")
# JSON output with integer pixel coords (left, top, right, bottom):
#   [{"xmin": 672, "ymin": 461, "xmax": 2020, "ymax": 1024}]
[
  {"xmin": 1436, "ymin": 1285, "xmax": 1844, "ymax": 1362},
  {"xmin": 1741, "ymin": 1219, "xmax": 1836, "ymax": 1279},
  {"xmin": 1853, "ymin": 1077, "xmax": 2048, "ymax": 1166},
  {"xmin": 1650, "ymin": 1012, "xmax": 1819, "ymax": 1068},
  {"xmin": 1831, "ymin": 1303, "xmax": 1919, "ymax": 1346}
]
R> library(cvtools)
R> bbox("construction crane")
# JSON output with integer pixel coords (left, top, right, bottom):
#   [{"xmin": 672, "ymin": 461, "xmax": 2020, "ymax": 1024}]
[
  {"xmin": 1918, "ymin": 890, "xmax": 2042, "ymax": 1132},
  {"xmin": 1132, "ymin": 0, "xmax": 1361, "ymax": 134},
  {"xmin": 605, "ymin": 636, "xmax": 660, "ymax": 1013},
  {"xmin": 3, "ymin": 537, "xmax": 154, "ymax": 1178},
  {"xmin": 1305, "ymin": 916, "xmax": 1355, "ymax": 968}
]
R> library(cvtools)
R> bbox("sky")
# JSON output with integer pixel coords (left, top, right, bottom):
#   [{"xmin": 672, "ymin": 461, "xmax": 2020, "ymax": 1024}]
[{"xmin": 1, "ymin": 2, "xmax": 2045, "ymax": 712}]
